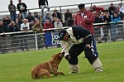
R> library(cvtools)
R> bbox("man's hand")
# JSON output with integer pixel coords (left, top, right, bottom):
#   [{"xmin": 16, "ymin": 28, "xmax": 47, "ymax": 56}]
[
  {"xmin": 65, "ymin": 55, "xmax": 71, "ymax": 61},
  {"xmin": 86, "ymin": 44, "xmax": 91, "ymax": 49}
]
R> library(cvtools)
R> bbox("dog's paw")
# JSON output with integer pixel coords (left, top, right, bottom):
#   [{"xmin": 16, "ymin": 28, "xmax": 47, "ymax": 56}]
[
  {"xmin": 61, "ymin": 72, "xmax": 64, "ymax": 75},
  {"xmin": 62, "ymin": 73, "xmax": 64, "ymax": 75}
]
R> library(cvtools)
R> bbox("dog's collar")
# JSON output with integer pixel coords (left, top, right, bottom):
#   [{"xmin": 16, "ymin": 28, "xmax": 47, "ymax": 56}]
[{"xmin": 48, "ymin": 62, "xmax": 54, "ymax": 73}]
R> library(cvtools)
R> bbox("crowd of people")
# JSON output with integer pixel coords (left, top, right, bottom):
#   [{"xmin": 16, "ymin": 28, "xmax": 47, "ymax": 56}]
[
  {"xmin": 0, "ymin": 0, "xmax": 124, "ymax": 53},
  {"xmin": 1, "ymin": 0, "xmax": 124, "ymax": 34}
]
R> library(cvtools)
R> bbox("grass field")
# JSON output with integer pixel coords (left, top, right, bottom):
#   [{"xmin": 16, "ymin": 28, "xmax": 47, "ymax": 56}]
[{"xmin": 0, "ymin": 41, "xmax": 124, "ymax": 82}]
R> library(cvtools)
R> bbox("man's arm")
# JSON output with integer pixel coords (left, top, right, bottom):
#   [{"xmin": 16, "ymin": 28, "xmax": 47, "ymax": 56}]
[
  {"xmin": 61, "ymin": 41, "xmax": 70, "ymax": 56},
  {"xmin": 84, "ymin": 12, "xmax": 95, "ymax": 24}
]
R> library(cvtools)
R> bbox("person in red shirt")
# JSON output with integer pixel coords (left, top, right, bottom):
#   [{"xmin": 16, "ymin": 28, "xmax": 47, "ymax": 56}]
[
  {"xmin": 74, "ymin": 3, "xmax": 99, "ymax": 57},
  {"xmin": 43, "ymin": 19, "xmax": 54, "ymax": 32},
  {"xmin": 92, "ymin": 5, "xmax": 104, "ymax": 12}
]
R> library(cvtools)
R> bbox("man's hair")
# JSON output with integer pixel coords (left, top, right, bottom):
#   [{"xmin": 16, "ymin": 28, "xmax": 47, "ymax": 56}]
[{"xmin": 78, "ymin": 3, "xmax": 85, "ymax": 9}]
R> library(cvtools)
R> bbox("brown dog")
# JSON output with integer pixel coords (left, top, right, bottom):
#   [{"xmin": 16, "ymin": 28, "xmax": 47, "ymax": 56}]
[{"xmin": 31, "ymin": 52, "xmax": 65, "ymax": 79}]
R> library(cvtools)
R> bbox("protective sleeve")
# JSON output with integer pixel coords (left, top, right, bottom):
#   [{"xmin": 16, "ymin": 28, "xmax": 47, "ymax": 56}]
[{"xmin": 60, "ymin": 40, "xmax": 71, "ymax": 57}]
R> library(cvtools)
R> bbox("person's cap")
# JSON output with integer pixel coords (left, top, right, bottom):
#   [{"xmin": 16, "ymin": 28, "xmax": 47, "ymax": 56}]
[
  {"xmin": 78, "ymin": 3, "xmax": 85, "ymax": 9},
  {"xmin": 54, "ymin": 8, "xmax": 58, "ymax": 11},
  {"xmin": 59, "ymin": 29, "xmax": 67, "ymax": 40}
]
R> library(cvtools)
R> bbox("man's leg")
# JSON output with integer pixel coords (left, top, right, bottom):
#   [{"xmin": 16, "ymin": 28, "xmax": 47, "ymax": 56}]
[
  {"xmin": 23, "ymin": 11, "xmax": 27, "ymax": 19},
  {"xmin": 92, "ymin": 36, "xmax": 99, "ymax": 56},
  {"xmin": 40, "ymin": 5, "xmax": 44, "ymax": 15},
  {"xmin": 68, "ymin": 44, "xmax": 84, "ymax": 73},
  {"xmin": 84, "ymin": 40, "xmax": 103, "ymax": 72},
  {"xmin": 10, "ymin": 12, "xmax": 14, "ymax": 21},
  {"xmin": 21, "ymin": 12, "xmax": 25, "ymax": 19}
]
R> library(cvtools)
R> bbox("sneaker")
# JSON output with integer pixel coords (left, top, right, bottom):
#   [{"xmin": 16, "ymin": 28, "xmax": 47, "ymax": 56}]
[
  {"xmin": 70, "ymin": 71, "xmax": 78, "ymax": 74},
  {"xmin": 95, "ymin": 67, "xmax": 103, "ymax": 72}
]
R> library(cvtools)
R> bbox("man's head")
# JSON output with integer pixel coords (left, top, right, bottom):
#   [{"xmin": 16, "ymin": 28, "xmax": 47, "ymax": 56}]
[
  {"xmin": 59, "ymin": 29, "xmax": 69, "ymax": 41},
  {"xmin": 10, "ymin": 0, "xmax": 13, "ymax": 4},
  {"xmin": 78, "ymin": 3, "xmax": 86, "ymax": 13},
  {"xmin": 18, "ymin": 0, "xmax": 21, "ymax": 3},
  {"xmin": 23, "ymin": 19, "xmax": 28, "ymax": 24}
]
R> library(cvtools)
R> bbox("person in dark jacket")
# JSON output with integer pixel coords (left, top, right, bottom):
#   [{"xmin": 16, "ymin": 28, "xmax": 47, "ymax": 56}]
[
  {"xmin": 17, "ymin": 0, "xmax": 27, "ymax": 18},
  {"xmin": 8, "ymin": 0, "xmax": 17, "ymax": 22},
  {"xmin": 0, "ymin": 20, "xmax": 8, "ymax": 54},
  {"xmin": 59, "ymin": 25, "xmax": 103, "ymax": 73},
  {"xmin": 52, "ymin": 8, "xmax": 62, "ymax": 21},
  {"xmin": 102, "ymin": 10, "xmax": 111, "ymax": 42},
  {"xmin": 64, "ymin": 9, "xmax": 72, "ymax": 26},
  {"xmin": 8, "ymin": 21, "xmax": 20, "ymax": 52},
  {"xmin": 38, "ymin": 0, "xmax": 50, "ymax": 15}
]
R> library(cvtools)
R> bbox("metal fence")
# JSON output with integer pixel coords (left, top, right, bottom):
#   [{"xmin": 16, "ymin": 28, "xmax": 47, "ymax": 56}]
[{"xmin": 0, "ymin": 23, "xmax": 124, "ymax": 54}]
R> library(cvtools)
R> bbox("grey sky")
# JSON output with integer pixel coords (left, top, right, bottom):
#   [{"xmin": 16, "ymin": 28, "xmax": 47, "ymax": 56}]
[{"xmin": 0, "ymin": 0, "xmax": 118, "ymax": 12}]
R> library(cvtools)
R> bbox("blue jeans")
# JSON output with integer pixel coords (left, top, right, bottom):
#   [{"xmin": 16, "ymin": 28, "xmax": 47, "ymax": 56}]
[
  {"xmin": 10, "ymin": 12, "xmax": 16, "ymax": 22},
  {"xmin": 92, "ymin": 36, "xmax": 99, "ymax": 56},
  {"xmin": 21, "ymin": 11, "xmax": 27, "ymax": 19},
  {"xmin": 110, "ymin": 28, "xmax": 118, "ymax": 41}
]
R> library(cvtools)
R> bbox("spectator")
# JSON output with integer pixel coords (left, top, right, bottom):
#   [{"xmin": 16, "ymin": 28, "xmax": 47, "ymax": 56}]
[
  {"xmin": 16, "ymin": 13, "xmax": 23, "ymax": 29},
  {"xmin": 20, "ymin": 19, "xmax": 30, "ymax": 51},
  {"xmin": 119, "ymin": 3, "xmax": 124, "ymax": 14},
  {"xmin": 8, "ymin": 21, "xmax": 20, "ymax": 52},
  {"xmin": 54, "ymin": 18, "xmax": 63, "ymax": 29},
  {"xmin": 74, "ymin": 3, "xmax": 99, "ymax": 57},
  {"xmin": 94, "ymin": 11, "xmax": 104, "ymax": 43},
  {"xmin": 102, "ymin": 10, "xmax": 111, "ymax": 42},
  {"xmin": 64, "ymin": 9, "xmax": 72, "ymax": 26},
  {"xmin": 0, "ymin": 20, "xmax": 8, "ymax": 54},
  {"xmin": 8, "ymin": 0, "xmax": 17, "ymax": 22},
  {"xmin": 115, "ymin": 6, "xmax": 124, "ymax": 20},
  {"xmin": 43, "ymin": 19, "xmax": 54, "ymax": 32},
  {"xmin": 52, "ymin": 17, "xmax": 57, "ymax": 25},
  {"xmin": 103, "ymin": 10, "xmax": 111, "ymax": 23},
  {"xmin": 42, "ymin": 11, "xmax": 52, "ymax": 25},
  {"xmin": 92, "ymin": 5, "xmax": 104, "ymax": 13},
  {"xmin": 32, "ymin": 18, "xmax": 43, "ymax": 49},
  {"xmin": 17, "ymin": 0, "xmax": 27, "ymax": 18},
  {"xmin": 34, "ymin": 12, "xmax": 40, "ymax": 20},
  {"xmin": 110, "ymin": 12, "xmax": 121, "ymax": 42},
  {"xmin": 52, "ymin": 8, "xmax": 62, "ymax": 21},
  {"xmin": 0, "ymin": 20, "xmax": 8, "ymax": 34},
  {"xmin": 38, "ymin": 0, "xmax": 50, "ymax": 15},
  {"xmin": 8, "ymin": 21, "xmax": 20, "ymax": 32},
  {"xmin": 108, "ymin": 3, "xmax": 116, "ymax": 15},
  {"xmin": 26, "ymin": 12, "xmax": 35, "ymax": 29},
  {"xmin": 32, "ymin": 18, "xmax": 43, "ymax": 33},
  {"xmin": 20, "ymin": 19, "xmax": 30, "ymax": 31},
  {"xmin": 88, "ymin": 6, "xmax": 93, "ymax": 12},
  {"xmin": 94, "ymin": 12, "xmax": 104, "ymax": 23},
  {"xmin": 3, "ymin": 16, "xmax": 11, "ymax": 31}
]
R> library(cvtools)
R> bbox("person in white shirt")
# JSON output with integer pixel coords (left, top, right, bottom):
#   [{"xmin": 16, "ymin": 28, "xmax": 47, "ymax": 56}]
[
  {"xmin": 20, "ymin": 19, "xmax": 29, "ymax": 51},
  {"xmin": 20, "ymin": 19, "xmax": 30, "ymax": 31},
  {"xmin": 54, "ymin": 18, "xmax": 63, "ymax": 29},
  {"xmin": 119, "ymin": 3, "xmax": 124, "ymax": 14}
]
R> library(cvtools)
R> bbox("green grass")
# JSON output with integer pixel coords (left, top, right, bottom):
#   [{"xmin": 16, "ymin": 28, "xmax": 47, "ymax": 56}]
[{"xmin": 0, "ymin": 41, "xmax": 124, "ymax": 82}]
